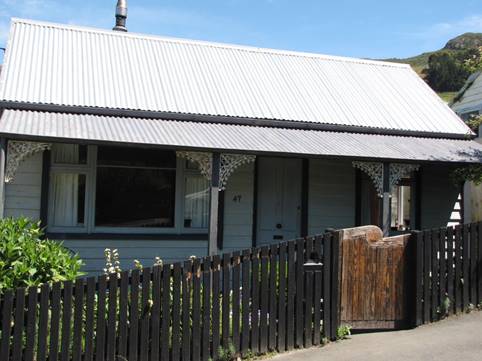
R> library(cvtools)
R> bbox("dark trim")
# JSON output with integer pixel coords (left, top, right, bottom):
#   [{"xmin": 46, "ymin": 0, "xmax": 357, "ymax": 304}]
[
  {"xmin": 414, "ymin": 169, "xmax": 422, "ymax": 230},
  {"xmin": 0, "ymin": 102, "xmax": 474, "ymax": 140},
  {"xmin": 217, "ymin": 190, "xmax": 225, "ymax": 250},
  {"xmin": 355, "ymin": 169, "xmax": 362, "ymax": 226},
  {"xmin": 0, "ymin": 132, "xmax": 478, "ymax": 166},
  {"xmin": 46, "ymin": 232, "xmax": 208, "ymax": 241},
  {"xmin": 251, "ymin": 158, "xmax": 259, "ymax": 248},
  {"xmin": 0, "ymin": 138, "xmax": 6, "ymax": 217},
  {"xmin": 459, "ymin": 182, "xmax": 465, "ymax": 225},
  {"xmin": 39, "ymin": 149, "xmax": 51, "ymax": 229},
  {"xmin": 300, "ymin": 159, "xmax": 309, "ymax": 237}
]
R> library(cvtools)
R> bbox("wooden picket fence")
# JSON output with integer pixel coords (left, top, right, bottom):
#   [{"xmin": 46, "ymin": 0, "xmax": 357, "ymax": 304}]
[
  {"xmin": 0, "ymin": 233, "xmax": 340, "ymax": 361},
  {"xmin": 413, "ymin": 222, "xmax": 482, "ymax": 325}
]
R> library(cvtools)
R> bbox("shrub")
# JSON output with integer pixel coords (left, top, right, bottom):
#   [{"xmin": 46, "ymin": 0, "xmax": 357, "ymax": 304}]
[{"xmin": 0, "ymin": 217, "xmax": 83, "ymax": 290}]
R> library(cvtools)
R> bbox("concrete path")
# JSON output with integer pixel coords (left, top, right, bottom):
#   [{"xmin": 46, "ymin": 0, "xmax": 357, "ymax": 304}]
[{"xmin": 272, "ymin": 311, "xmax": 482, "ymax": 361}]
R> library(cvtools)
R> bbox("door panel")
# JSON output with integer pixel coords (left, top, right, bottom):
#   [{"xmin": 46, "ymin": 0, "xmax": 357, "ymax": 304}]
[{"xmin": 257, "ymin": 157, "xmax": 302, "ymax": 245}]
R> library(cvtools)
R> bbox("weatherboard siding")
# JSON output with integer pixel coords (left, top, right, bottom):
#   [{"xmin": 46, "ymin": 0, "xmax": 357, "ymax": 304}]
[
  {"xmin": 308, "ymin": 159, "xmax": 356, "ymax": 235},
  {"xmin": 4, "ymin": 152, "xmax": 43, "ymax": 220}
]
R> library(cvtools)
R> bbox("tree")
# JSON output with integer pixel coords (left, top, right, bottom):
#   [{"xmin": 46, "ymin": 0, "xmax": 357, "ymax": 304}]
[{"xmin": 424, "ymin": 52, "xmax": 469, "ymax": 92}]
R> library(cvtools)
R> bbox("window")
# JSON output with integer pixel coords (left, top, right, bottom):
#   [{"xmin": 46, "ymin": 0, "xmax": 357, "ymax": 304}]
[
  {"xmin": 47, "ymin": 144, "xmax": 209, "ymax": 233},
  {"xmin": 95, "ymin": 146, "xmax": 176, "ymax": 228},
  {"xmin": 390, "ymin": 179, "xmax": 412, "ymax": 231}
]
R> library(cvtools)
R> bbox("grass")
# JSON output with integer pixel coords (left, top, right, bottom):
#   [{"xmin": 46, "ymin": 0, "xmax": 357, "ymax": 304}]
[{"xmin": 437, "ymin": 91, "xmax": 458, "ymax": 103}]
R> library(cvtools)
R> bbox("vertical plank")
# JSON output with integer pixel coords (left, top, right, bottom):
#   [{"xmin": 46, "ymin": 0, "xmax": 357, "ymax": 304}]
[
  {"xmin": 25, "ymin": 286, "xmax": 38, "ymax": 361},
  {"xmin": 462, "ymin": 224, "xmax": 470, "ymax": 310},
  {"xmin": 172, "ymin": 263, "xmax": 182, "ymax": 361},
  {"xmin": 232, "ymin": 252, "xmax": 241, "ymax": 353},
  {"xmin": 413, "ymin": 231, "xmax": 423, "ymax": 326},
  {"xmin": 12, "ymin": 287, "xmax": 26, "ymax": 361},
  {"xmin": 329, "ymin": 231, "xmax": 341, "ymax": 341},
  {"xmin": 446, "ymin": 227, "xmax": 455, "ymax": 315},
  {"xmin": 118, "ymin": 271, "xmax": 129, "ymax": 359},
  {"xmin": 431, "ymin": 229, "xmax": 439, "ymax": 322},
  {"xmin": 161, "ymin": 265, "xmax": 171, "ymax": 361},
  {"xmin": 277, "ymin": 243, "xmax": 287, "ymax": 352},
  {"xmin": 470, "ymin": 223, "xmax": 478, "ymax": 304},
  {"xmin": 212, "ymin": 256, "xmax": 221, "ymax": 361},
  {"xmin": 221, "ymin": 254, "xmax": 231, "ymax": 349},
  {"xmin": 312, "ymin": 235, "xmax": 323, "ymax": 346},
  {"xmin": 95, "ymin": 275, "xmax": 107, "ymax": 361},
  {"xmin": 192, "ymin": 259, "xmax": 202, "ymax": 361},
  {"xmin": 150, "ymin": 266, "xmax": 161, "ymax": 361},
  {"xmin": 304, "ymin": 270, "xmax": 313, "ymax": 348},
  {"xmin": 48, "ymin": 282, "xmax": 62, "ymax": 361},
  {"xmin": 128, "ymin": 270, "xmax": 140, "ymax": 361},
  {"xmin": 478, "ymin": 222, "xmax": 482, "ymax": 304},
  {"xmin": 259, "ymin": 247, "xmax": 269, "ymax": 354},
  {"xmin": 107, "ymin": 275, "xmax": 118, "ymax": 361},
  {"xmin": 322, "ymin": 234, "xmax": 332, "ymax": 340},
  {"xmin": 84, "ymin": 277, "xmax": 96, "ymax": 361},
  {"xmin": 60, "ymin": 281, "xmax": 73, "ymax": 361},
  {"xmin": 139, "ymin": 268, "xmax": 152, "ymax": 361},
  {"xmin": 182, "ymin": 261, "xmax": 192, "ymax": 361},
  {"xmin": 268, "ymin": 244, "xmax": 278, "ymax": 351},
  {"xmin": 439, "ymin": 228, "xmax": 447, "ymax": 315},
  {"xmin": 454, "ymin": 226, "xmax": 463, "ymax": 313},
  {"xmin": 295, "ymin": 238, "xmax": 305, "ymax": 348},
  {"xmin": 202, "ymin": 258, "xmax": 212, "ymax": 361},
  {"xmin": 286, "ymin": 242, "xmax": 295, "ymax": 350},
  {"xmin": 423, "ymin": 230, "xmax": 432, "ymax": 323},
  {"xmin": 241, "ymin": 250, "xmax": 251, "ymax": 357},
  {"xmin": 0, "ymin": 289, "xmax": 14, "ymax": 361},
  {"xmin": 37, "ymin": 284, "xmax": 50, "ymax": 361},
  {"xmin": 251, "ymin": 248, "xmax": 260, "ymax": 354},
  {"xmin": 72, "ymin": 278, "xmax": 84, "ymax": 361}
]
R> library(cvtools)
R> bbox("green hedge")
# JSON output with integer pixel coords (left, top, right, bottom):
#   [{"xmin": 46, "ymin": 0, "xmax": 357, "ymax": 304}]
[{"xmin": 0, "ymin": 217, "xmax": 83, "ymax": 290}]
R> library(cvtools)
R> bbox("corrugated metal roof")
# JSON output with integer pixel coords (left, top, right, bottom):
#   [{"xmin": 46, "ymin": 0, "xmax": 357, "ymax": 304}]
[
  {"xmin": 452, "ymin": 71, "xmax": 482, "ymax": 115},
  {"xmin": 0, "ymin": 18, "xmax": 472, "ymax": 136},
  {"xmin": 1, "ymin": 109, "xmax": 480, "ymax": 163}
]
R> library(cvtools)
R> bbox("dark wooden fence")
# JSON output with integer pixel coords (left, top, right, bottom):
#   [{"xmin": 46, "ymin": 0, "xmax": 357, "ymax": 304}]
[
  {"xmin": 0, "ymin": 233, "xmax": 340, "ymax": 361},
  {"xmin": 413, "ymin": 222, "xmax": 482, "ymax": 325}
]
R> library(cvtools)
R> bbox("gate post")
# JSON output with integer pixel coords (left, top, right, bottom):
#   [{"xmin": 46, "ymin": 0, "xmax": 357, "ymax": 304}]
[
  {"xmin": 411, "ymin": 230, "xmax": 424, "ymax": 327},
  {"xmin": 329, "ymin": 230, "xmax": 341, "ymax": 340}
]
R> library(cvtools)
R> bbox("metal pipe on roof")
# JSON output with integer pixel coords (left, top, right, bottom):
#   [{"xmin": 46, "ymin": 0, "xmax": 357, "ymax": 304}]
[{"xmin": 113, "ymin": 0, "xmax": 127, "ymax": 32}]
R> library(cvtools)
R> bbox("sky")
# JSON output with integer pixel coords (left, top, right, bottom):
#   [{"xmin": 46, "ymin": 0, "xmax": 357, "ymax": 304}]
[{"xmin": 0, "ymin": 0, "xmax": 482, "ymax": 61}]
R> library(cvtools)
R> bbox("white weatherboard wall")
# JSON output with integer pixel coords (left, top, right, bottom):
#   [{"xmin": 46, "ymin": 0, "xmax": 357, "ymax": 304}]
[
  {"xmin": 222, "ymin": 163, "xmax": 255, "ymax": 253},
  {"xmin": 308, "ymin": 159, "xmax": 356, "ymax": 234},
  {"xmin": 5, "ymin": 152, "xmax": 42, "ymax": 219}
]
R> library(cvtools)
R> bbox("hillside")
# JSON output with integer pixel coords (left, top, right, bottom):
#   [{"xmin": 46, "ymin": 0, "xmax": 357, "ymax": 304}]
[{"xmin": 383, "ymin": 32, "xmax": 482, "ymax": 75}]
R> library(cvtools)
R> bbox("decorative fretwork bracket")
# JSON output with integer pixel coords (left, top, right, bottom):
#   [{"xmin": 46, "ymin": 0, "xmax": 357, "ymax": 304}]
[
  {"xmin": 177, "ymin": 151, "xmax": 256, "ymax": 190},
  {"xmin": 5, "ymin": 141, "xmax": 52, "ymax": 183},
  {"xmin": 353, "ymin": 161, "xmax": 420, "ymax": 197}
]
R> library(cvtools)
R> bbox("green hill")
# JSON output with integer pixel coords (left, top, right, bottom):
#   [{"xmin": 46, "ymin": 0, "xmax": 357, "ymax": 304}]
[{"xmin": 383, "ymin": 32, "xmax": 482, "ymax": 75}]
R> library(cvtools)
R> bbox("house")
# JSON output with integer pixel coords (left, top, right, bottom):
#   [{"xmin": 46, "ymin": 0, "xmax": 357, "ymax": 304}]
[
  {"xmin": 0, "ymin": 13, "xmax": 481, "ymax": 273},
  {"xmin": 451, "ymin": 71, "xmax": 482, "ymax": 120}
]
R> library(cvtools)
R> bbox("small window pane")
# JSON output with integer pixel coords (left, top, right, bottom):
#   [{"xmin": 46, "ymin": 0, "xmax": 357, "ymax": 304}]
[
  {"xmin": 95, "ymin": 168, "xmax": 175, "ymax": 227},
  {"xmin": 184, "ymin": 174, "xmax": 209, "ymax": 228},
  {"xmin": 97, "ymin": 146, "xmax": 176, "ymax": 168},
  {"xmin": 49, "ymin": 173, "xmax": 86, "ymax": 227},
  {"xmin": 52, "ymin": 144, "xmax": 87, "ymax": 164}
]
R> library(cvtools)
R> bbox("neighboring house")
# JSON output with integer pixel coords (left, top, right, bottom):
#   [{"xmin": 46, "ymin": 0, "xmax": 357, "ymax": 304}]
[
  {"xmin": 451, "ymin": 71, "xmax": 482, "ymax": 120},
  {"xmin": 0, "ymin": 18, "xmax": 481, "ymax": 273}
]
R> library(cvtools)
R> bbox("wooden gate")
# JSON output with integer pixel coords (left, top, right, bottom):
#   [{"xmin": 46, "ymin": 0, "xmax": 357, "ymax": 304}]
[{"xmin": 338, "ymin": 226, "xmax": 412, "ymax": 330}]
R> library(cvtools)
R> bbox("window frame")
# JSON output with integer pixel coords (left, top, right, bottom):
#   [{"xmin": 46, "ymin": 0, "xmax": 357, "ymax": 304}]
[{"xmin": 47, "ymin": 144, "xmax": 210, "ymax": 235}]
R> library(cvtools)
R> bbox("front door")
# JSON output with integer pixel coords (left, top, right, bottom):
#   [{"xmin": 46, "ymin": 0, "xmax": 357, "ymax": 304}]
[{"xmin": 257, "ymin": 157, "xmax": 302, "ymax": 245}]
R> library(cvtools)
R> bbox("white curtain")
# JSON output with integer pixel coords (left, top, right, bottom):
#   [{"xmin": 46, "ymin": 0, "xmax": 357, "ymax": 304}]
[
  {"xmin": 184, "ymin": 175, "xmax": 209, "ymax": 228},
  {"xmin": 50, "ymin": 173, "xmax": 80, "ymax": 227}
]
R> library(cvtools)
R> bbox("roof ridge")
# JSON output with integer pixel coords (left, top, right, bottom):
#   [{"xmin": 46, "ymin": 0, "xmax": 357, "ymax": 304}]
[{"xmin": 11, "ymin": 17, "xmax": 410, "ymax": 69}]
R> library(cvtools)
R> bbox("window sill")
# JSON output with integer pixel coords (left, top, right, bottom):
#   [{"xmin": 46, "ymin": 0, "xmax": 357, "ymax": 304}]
[{"xmin": 45, "ymin": 232, "xmax": 208, "ymax": 241}]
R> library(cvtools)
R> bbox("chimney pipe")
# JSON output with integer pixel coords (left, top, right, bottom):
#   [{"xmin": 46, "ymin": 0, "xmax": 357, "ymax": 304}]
[{"xmin": 113, "ymin": 0, "xmax": 127, "ymax": 32}]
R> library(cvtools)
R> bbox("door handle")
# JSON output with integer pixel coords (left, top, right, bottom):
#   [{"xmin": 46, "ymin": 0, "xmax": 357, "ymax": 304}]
[{"xmin": 276, "ymin": 223, "xmax": 282, "ymax": 229}]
